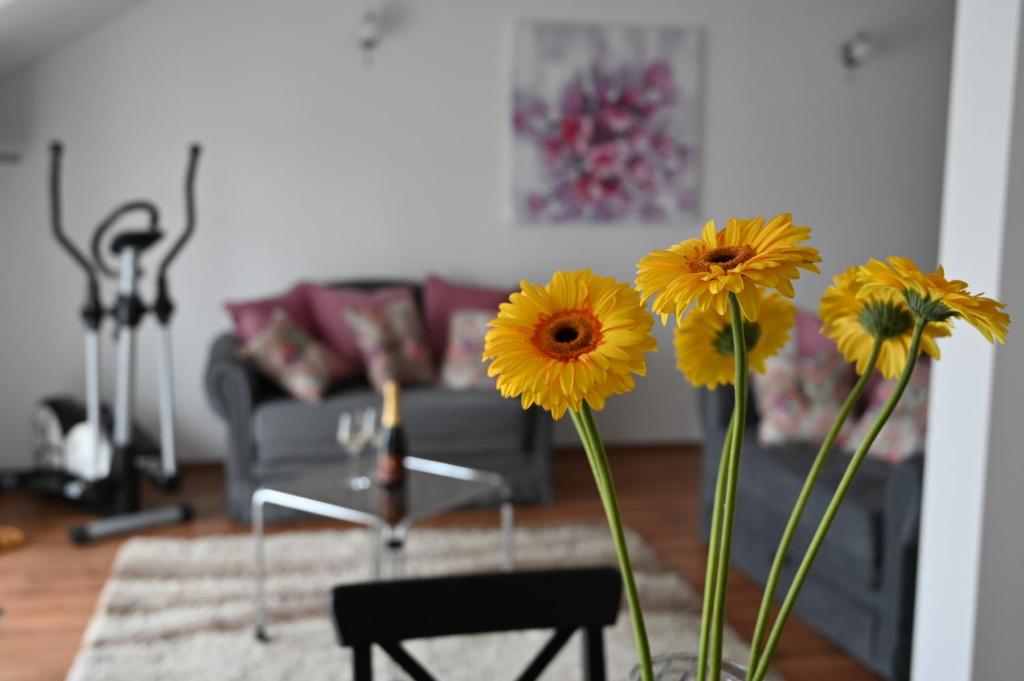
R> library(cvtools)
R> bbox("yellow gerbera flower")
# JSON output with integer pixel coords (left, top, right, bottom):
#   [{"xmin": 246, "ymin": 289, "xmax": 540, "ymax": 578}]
[
  {"xmin": 674, "ymin": 289, "xmax": 795, "ymax": 389},
  {"xmin": 483, "ymin": 270, "xmax": 657, "ymax": 419},
  {"xmin": 820, "ymin": 265, "xmax": 951, "ymax": 379},
  {"xmin": 636, "ymin": 213, "xmax": 821, "ymax": 324},
  {"xmin": 858, "ymin": 257, "xmax": 1010, "ymax": 344}
]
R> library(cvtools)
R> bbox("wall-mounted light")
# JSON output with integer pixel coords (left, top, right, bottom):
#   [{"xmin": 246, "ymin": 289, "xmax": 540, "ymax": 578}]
[
  {"xmin": 839, "ymin": 31, "xmax": 875, "ymax": 70},
  {"xmin": 356, "ymin": 1, "xmax": 405, "ymax": 66},
  {"xmin": 357, "ymin": 8, "xmax": 381, "ymax": 64}
]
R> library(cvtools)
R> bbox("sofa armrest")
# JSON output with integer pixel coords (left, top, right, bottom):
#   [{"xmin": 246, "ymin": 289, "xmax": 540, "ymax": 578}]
[
  {"xmin": 698, "ymin": 385, "xmax": 761, "ymax": 438},
  {"xmin": 878, "ymin": 452, "xmax": 924, "ymax": 679},
  {"xmin": 204, "ymin": 332, "xmax": 273, "ymax": 421},
  {"xmin": 523, "ymin": 406, "xmax": 554, "ymax": 504},
  {"xmin": 528, "ymin": 407, "xmax": 553, "ymax": 453},
  {"xmin": 698, "ymin": 385, "xmax": 760, "ymax": 542},
  {"xmin": 882, "ymin": 452, "xmax": 924, "ymax": 588},
  {"xmin": 205, "ymin": 332, "xmax": 280, "ymax": 520}
]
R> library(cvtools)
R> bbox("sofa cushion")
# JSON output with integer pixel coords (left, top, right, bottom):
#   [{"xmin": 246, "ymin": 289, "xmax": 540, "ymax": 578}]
[
  {"xmin": 440, "ymin": 308, "xmax": 496, "ymax": 390},
  {"xmin": 344, "ymin": 296, "xmax": 435, "ymax": 390},
  {"xmin": 722, "ymin": 438, "xmax": 890, "ymax": 592},
  {"xmin": 753, "ymin": 349, "xmax": 856, "ymax": 446},
  {"xmin": 253, "ymin": 387, "xmax": 530, "ymax": 470},
  {"xmin": 423, "ymin": 275, "xmax": 510, "ymax": 359},
  {"xmin": 225, "ymin": 283, "xmax": 313, "ymax": 342},
  {"xmin": 305, "ymin": 284, "xmax": 417, "ymax": 373},
  {"xmin": 244, "ymin": 309, "xmax": 348, "ymax": 401},
  {"xmin": 844, "ymin": 361, "xmax": 930, "ymax": 464},
  {"xmin": 794, "ymin": 308, "xmax": 835, "ymax": 357}
]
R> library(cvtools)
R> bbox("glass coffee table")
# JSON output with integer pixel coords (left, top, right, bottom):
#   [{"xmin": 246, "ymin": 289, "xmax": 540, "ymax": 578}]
[{"xmin": 251, "ymin": 455, "xmax": 515, "ymax": 641}]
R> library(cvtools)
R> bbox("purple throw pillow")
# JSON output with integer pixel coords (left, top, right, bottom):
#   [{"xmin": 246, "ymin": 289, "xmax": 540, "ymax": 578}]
[
  {"xmin": 305, "ymin": 285, "xmax": 418, "ymax": 374},
  {"xmin": 794, "ymin": 308, "xmax": 835, "ymax": 358},
  {"xmin": 423, "ymin": 275, "xmax": 511, "ymax": 358},
  {"xmin": 225, "ymin": 283, "xmax": 313, "ymax": 343}
]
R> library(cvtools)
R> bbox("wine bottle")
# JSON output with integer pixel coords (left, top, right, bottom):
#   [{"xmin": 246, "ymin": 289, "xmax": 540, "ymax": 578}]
[{"xmin": 377, "ymin": 380, "xmax": 407, "ymax": 489}]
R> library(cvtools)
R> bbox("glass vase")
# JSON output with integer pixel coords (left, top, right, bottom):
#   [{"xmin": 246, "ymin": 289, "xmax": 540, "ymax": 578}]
[{"xmin": 630, "ymin": 653, "xmax": 747, "ymax": 681}]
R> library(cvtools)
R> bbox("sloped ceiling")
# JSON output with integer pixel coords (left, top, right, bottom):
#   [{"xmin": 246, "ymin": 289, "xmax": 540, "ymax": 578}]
[{"xmin": 0, "ymin": 0, "xmax": 144, "ymax": 79}]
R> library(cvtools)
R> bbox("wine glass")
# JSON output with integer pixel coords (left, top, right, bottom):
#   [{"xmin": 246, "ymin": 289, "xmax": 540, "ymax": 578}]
[{"xmin": 336, "ymin": 407, "xmax": 378, "ymax": 490}]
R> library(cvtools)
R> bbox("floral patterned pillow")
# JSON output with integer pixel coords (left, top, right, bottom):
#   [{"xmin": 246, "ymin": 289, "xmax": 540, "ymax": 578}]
[
  {"xmin": 753, "ymin": 347, "xmax": 856, "ymax": 446},
  {"xmin": 344, "ymin": 297, "xmax": 435, "ymax": 391},
  {"xmin": 440, "ymin": 309, "xmax": 496, "ymax": 390},
  {"xmin": 244, "ymin": 309, "xmax": 346, "ymax": 402},
  {"xmin": 842, "ymin": 361, "xmax": 930, "ymax": 463}
]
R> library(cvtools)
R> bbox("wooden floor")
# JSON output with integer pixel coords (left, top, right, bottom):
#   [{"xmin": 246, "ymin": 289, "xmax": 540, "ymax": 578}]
[{"xmin": 0, "ymin": 445, "xmax": 882, "ymax": 681}]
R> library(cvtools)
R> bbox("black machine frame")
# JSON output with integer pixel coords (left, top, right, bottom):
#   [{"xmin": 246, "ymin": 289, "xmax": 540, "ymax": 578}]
[{"xmin": 6, "ymin": 141, "xmax": 202, "ymax": 544}]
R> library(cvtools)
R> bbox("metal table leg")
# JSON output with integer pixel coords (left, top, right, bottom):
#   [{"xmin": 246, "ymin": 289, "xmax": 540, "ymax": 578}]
[
  {"xmin": 382, "ymin": 526, "xmax": 406, "ymax": 580},
  {"xmin": 381, "ymin": 527, "xmax": 407, "ymax": 681},
  {"xmin": 249, "ymin": 463, "xmax": 517, "ymax": 646},
  {"xmin": 371, "ymin": 526, "xmax": 384, "ymax": 580},
  {"xmin": 252, "ymin": 492, "xmax": 269, "ymax": 642},
  {"xmin": 501, "ymin": 489, "xmax": 516, "ymax": 571}
]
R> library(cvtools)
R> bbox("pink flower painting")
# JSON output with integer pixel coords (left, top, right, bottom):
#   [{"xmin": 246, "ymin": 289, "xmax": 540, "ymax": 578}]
[{"xmin": 511, "ymin": 22, "xmax": 702, "ymax": 224}]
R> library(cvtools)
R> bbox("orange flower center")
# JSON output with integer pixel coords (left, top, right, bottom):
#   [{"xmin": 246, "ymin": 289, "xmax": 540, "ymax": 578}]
[
  {"xmin": 533, "ymin": 310, "xmax": 602, "ymax": 361},
  {"xmin": 698, "ymin": 245, "xmax": 755, "ymax": 272}
]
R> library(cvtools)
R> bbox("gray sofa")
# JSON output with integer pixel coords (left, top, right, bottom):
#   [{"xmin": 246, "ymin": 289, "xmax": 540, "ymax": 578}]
[
  {"xmin": 205, "ymin": 280, "xmax": 553, "ymax": 522},
  {"xmin": 699, "ymin": 386, "xmax": 922, "ymax": 681}
]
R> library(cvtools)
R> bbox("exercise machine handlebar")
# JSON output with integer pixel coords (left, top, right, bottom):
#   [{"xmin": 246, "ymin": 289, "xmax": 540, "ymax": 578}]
[
  {"xmin": 49, "ymin": 143, "xmax": 91, "ymax": 277},
  {"xmin": 48, "ymin": 141, "xmax": 202, "ymax": 327},
  {"xmin": 49, "ymin": 142, "xmax": 104, "ymax": 330},
  {"xmin": 158, "ymin": 144, "xmax": 201, "ymax": 282},
  {"xmin": 154, "ymin": 144, "xmax": 201, "ymax": 324}
]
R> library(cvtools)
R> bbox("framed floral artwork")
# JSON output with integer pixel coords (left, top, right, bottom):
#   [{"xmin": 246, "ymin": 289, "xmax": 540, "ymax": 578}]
[{"xmin": 510, "ymin": 20, "xmax": 702, "ymax": 224}]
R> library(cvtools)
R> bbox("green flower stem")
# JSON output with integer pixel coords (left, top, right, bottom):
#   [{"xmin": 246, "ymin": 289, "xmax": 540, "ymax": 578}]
[
  {"xmin": 697, "ymin": 413, "xmax": 736, "ymax": 681},
  {"xmin": 750, "ymin": 319, "xmax": 927, "ymax": 681},
  {"xmin": 746, "ymin": 337, "xmax": 883, "ymax": 674},
  {"xmin": 709, "ymin": 294, "xmax": 750, "ymax": 681},
  {"xmin": 570, "ymin": 404, "xmax": 654, "ymax": 681}
]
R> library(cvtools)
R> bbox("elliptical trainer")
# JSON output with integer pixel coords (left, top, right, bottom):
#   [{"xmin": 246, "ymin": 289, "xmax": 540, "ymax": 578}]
[{"xmin": 20, "ymin": 141, "xmax": 202, "ymax": 544}]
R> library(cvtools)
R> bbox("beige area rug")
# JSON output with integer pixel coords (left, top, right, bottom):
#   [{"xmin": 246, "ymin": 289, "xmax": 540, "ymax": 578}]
[{"xmin": 67, "ymin": 525, "xmax": 781, "ymax": 681}]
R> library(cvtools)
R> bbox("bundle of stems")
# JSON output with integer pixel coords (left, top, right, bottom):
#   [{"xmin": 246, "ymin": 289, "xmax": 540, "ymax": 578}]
[
  {"xmin": 571, "ymin": 404, "xmax": 655, "ymax": 681},
  {"xmin": 695, "ymin": 296, "xmax": 927, "ymax": 681},
  {"xmin": 484, "ymin": 245, "xmax": 1008, "ymax": 681}
]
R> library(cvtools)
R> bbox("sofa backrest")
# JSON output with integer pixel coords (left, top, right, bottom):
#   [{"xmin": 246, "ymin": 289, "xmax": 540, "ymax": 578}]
[{"xmin": 323, "ymin": 279, "xmax": 424, "ymax": 313}]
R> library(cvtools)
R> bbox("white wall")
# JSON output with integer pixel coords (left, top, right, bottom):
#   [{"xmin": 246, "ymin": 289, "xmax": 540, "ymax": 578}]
[
  {"xmin": 911, "ymin": 0, "xmax": 1024, "ymax": 677},
  {"xmin": 0, "ymin": 0, "xmax": 953, "ymax": 464},
  {"xmin": 973, "ymin": 152, "xmax": 1024, "ymax": 678}
]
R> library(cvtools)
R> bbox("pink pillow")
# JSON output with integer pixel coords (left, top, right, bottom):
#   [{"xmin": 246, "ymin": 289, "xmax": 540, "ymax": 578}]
[
  {"xmin": 243, "ymin": 309, "xmax": 347, "ymax": 402},
  {"xmin": 423, "ymin": 275, "xmax": 511, "ymax": 358},
  {"xmin": 305, "ymin": 285, "xmax": 416, "ymax": 372},
  {"xmin": 225, "ymin": 284, "xmax": 313, "ymax": 342},
  {"xmin": 794, "ymin": 308, "xmax": 835, "ymax": 358}
]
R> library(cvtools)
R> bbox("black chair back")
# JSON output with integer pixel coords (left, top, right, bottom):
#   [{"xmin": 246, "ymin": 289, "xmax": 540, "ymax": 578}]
[{"xmin": 330, "ymin": 567, "xmax": 622, "ymax": 681}]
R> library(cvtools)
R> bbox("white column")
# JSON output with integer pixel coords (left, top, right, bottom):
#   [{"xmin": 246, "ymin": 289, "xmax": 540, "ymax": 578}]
[{"xmin": 911, "ymin": 0, "xmax": 1024, "ymax": 678}]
